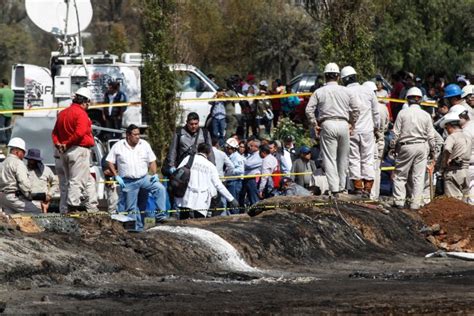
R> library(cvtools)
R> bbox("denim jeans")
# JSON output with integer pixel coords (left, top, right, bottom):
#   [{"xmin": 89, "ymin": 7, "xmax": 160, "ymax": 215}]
[
  {"xmin": 0, "ymin": 115, "xmax": 11, "ymax": 144},
  {"xmin": 226, "ymin": 180, "xmax": 242, "ymax": 214},
  {"xmin": 239, "ymin": 178, "xmax": 259, "ymax": 207},
  {"xmin": 122, "ymin": 175, "xmax": 167, "ymax": 231},
  {"xmin": 212, "ymin": 118, "xmax": 226, "ymax": 147}
]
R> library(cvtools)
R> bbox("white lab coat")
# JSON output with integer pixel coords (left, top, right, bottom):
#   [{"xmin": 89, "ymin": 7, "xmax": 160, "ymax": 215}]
[{"xmin": 176, "ymin": 153, "xmax": 234, "ymax": 216}]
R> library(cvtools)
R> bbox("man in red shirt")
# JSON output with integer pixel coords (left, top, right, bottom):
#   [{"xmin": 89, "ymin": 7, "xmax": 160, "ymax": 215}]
[{"xmin": 52, "ymin": 87, "xmax": 96, "ymax": 212}]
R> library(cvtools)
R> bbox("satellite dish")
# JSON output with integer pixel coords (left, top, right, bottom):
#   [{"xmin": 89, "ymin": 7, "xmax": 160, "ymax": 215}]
[{"xmin": 25, "ymin": 0, "xmax": 93, "ymax": 36}]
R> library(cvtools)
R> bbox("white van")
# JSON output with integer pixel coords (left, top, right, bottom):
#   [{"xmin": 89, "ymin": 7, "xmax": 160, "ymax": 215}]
[{"xmin": 11, "ymin": 53, "xmax": 239, "ymax": 128}]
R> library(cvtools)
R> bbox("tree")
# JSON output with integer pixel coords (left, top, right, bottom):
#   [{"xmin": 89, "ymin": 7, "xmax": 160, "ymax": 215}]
[
  {"xmin": 373, "ymin": 0, "xmax": 473, "ymax": 78},
  {"xmin": 141, "ymin": 0, "xmax": 178, "ymax": 165},
  {"xmin": 304, "ymin": 0, "xmax": 376, "ymax": 79}
]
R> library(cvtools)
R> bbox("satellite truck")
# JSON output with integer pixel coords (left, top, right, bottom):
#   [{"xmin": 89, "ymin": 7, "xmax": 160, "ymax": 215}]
[
  {"xmin": 10, "ymin": 0, "xmax": 231, "ymax": 210},
  {"xmin": 11, "ymin": 0, "xmax": 230, "ymax": 131}
]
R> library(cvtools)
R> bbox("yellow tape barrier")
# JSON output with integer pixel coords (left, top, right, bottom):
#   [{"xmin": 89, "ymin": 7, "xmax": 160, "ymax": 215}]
[
  {"xmin": 99, "ymin": 168, "xmax": 397, "ymax": 184},
  {"xmin": 0, "ymin": 92, "xmax": 438, "ymax": 115}
]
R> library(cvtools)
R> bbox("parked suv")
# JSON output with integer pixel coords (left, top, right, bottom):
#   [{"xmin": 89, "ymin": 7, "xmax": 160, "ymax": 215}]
[{"xmin": 287, "ymin": 73, "xmax": 322, "ymax": 123}]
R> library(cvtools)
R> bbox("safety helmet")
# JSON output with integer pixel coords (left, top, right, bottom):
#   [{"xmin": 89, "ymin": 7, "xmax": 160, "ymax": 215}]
[
  {"xmin": 440, "ymin": 112, "xmax": 461, "ymax": 129},
  {"xmin": 362, "ymin": 81, "xmax": 377, "ymax": 92},
  {"xmin": 340, "ymin": 66, "xmax": 357, "ymax": 79},
  {"xmin": 444, "ymin": 84, "xmax": 463, "ymax": 98},
  {"xmin": 406, "ymin": 87, "xmax": 423, "ymax": 98},
  {"xmin": 75, "ymin": 87, "xmax": 92, "ymax": 101},
  {"xmin": 324, "ymin": 62, "xmax": 340, "ymax": 74},
  {"xmin": 259, "ymin": 80, "xmax": 268, "ymax": 88},
  {"xmin": 462, "ymin": 84, "xmax": 473, "ymax": 98},
  {"xmin": 225, "ymin": 138, "xmax": 239, "ymax": 149},
  {"xmin": 7, "ymin": 137, "xmax": 26, "ymax": 152}
]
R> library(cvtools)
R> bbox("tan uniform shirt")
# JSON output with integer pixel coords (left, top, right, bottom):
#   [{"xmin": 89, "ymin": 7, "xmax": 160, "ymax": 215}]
[
  {"xmin": 28, "ymin": 164, "xmax": 58, "ymax": 197},
  {"xmin": 0, "ymin": 154, "xmax": 31, "ymax": 198},
  {"xmin": 392, "ymin": 104, "xmax": 436, "ymax": 153},
  {"xmin": 444, "ymin": 130, "xmax": 472, "ymax": 169},
  {"xmin": 305, "ymin": 81, "xmax": 360, "ymax": 127}
]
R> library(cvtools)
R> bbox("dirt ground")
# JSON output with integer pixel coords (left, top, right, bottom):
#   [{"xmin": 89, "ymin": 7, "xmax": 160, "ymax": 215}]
[
  {"xmin": 0, "ymin": 196, "xmax": 473, "ymax": 314},
  {"xmin": 419, "ymin": 197, "xmax": 474, "ymax": 252}
]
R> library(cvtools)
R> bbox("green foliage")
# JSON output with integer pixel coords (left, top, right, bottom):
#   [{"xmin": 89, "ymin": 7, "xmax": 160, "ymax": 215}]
[
  {"xmin": 373, "ymin": 0, "xmax": 473, "ymax": 78},
  {"xmin": 305, "ymin": 0, "xmax": 376, "ymax": 80},
  {"xmin": 141, "ymin": 0, "xmax": 178, "ymax": 165},
  {"xmin": 107, "ymin": 23, "xmax": 129, "ymax": 56},
  {"xmin": 272, "ymin": 117, "xmax": 312, "ymax": 147}
]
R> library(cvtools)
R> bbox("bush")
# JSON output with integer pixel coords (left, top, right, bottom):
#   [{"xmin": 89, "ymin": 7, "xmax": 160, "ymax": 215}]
[{"xmin": 272, "ymin": 117, "xmax": 312, "ymax": 147}]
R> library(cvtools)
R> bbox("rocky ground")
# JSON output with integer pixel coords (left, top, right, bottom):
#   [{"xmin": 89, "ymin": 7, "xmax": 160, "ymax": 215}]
[{"xmin": 0, "ymin": 196, "xmax": 473, "ymax": 314}]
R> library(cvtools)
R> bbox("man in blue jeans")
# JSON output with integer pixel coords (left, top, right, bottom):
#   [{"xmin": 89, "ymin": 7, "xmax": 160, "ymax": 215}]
[
  {"xmin": 209, "ymin": 89, "xmax": 227, "ymax": 147},
  {"xmin": 106, "ymin": 124, "xmax": 167, "ymax": 230}
]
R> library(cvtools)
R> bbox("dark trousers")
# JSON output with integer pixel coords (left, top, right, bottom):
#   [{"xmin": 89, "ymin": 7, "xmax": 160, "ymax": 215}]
[
  {"xmin": 239, "ymin": 178, "xmax": 259, "ymax": 207},
  {"xmin": 0, "ymin": 115, "xmax": 11, "ymax": 144},
  {"xmin": 105, "ymin": 116, "xmax": 122, "ymax": 139}
]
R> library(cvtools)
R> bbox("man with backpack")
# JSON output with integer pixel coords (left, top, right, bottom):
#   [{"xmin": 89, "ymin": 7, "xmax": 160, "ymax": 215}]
[{"xmin": 164, "ymin": 112, "xmax": 214, "ymax": 176}]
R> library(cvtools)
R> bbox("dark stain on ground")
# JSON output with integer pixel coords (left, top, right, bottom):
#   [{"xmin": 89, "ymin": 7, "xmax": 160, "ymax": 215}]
[{"xmin": 0, "ymin": 196, "xmax": 473, "ymax": 314}]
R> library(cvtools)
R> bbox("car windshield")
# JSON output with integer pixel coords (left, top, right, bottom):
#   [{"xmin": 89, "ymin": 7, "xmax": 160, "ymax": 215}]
[{"xmin": 194, "ymin": 67, "xmax": 219, "ymax": 91}]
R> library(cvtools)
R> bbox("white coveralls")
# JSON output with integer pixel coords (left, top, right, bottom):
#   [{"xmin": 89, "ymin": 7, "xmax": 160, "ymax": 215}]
[
  {"xmin": 392, "ymin": 104, "xmax": 436, "ymax": 209},
  {"xmin": 462, "ymin": 120, "xmax": 474, "ymax": 204},
  {"xmin": 305, "ymin": 81, "xmax": 360, "ymax": 193},
  {"xmin": 346, "ymin": 83, "xmax": 380, "ymax": 184},
  {"xmin": 176, "ymin": 153, "xmax": 235, "ymax": 217},
  {"xmin": 371, "ymin": 101, "xmax": 390, "ymax": 200},
  {"xmin": 0, "ymin": 154, "xmax": 39, "ymax": 214}
]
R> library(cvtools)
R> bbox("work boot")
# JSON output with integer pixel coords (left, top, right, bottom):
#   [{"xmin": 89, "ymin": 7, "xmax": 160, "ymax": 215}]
[
  {"xmin": 363, "ymin": 180, "xmax": 374, "ymax": 198},
  {"xmin": 351, "ymin": 179, "xmax": 364, "ymax": 195}
]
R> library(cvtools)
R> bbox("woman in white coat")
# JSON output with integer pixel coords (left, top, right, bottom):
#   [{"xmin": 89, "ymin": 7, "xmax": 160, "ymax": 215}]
[{"xmin": 176, "ymin": 143, "xmax": 239, "ymax": 218}]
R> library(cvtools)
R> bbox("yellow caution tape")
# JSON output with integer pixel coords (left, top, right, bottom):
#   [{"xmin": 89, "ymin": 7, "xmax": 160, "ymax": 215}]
[{"xmin": 0, "ymin": 92, "xmax": 438, "ymax": 115}]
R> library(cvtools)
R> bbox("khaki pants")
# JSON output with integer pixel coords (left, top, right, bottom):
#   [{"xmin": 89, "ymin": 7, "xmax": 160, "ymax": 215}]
[
  {"xmin": 349, "ymin": 132, "xmax": 376, "ymax": 181},
  {"xmin": 320, "ymin": 120, "xmax": 350, "ymax": 193},
  {"xmin": 468, "ymin": 166, "xmax": 474, "ymax": 205},
  {"xmin": 444, "ymin": 169, "xmax": 469, "ymax": 201},
  {"xmin": 55, "ymin": 157, "xmax": 68, "ymax": 213},
  {"xmin": 0, "ymin": 192, "xmax": 41, "ymax": 214},
  {"xmin": 61, "ymin": 146, "xmax": 96, "ymax": 209},
  {"xmin": 393, "ymin": 143, "xmax": 428, "ymax": 209}
]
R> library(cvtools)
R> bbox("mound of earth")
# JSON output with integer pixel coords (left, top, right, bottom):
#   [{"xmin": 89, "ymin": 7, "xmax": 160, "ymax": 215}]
[{"xmin": 418, "ymin": 197, "xmax": 474, "ymax": 252}]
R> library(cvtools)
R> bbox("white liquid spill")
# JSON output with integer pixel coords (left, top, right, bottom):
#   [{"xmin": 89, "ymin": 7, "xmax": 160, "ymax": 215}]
[{"xmin": 149, "ymin": 226, "xmax": 259, "ymax": 273}]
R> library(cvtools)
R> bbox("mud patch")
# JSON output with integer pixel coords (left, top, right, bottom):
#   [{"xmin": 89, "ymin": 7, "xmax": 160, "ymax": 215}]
[{"xmin": 419, "ymin": 197, "xmax": 474, "ymax": 251}]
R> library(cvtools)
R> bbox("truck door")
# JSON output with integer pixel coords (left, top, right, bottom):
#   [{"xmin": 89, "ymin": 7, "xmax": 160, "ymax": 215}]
[
  {"xmin": 174, "ymin": 70, "xmax": 215, "ymax": 126},
  {"xmin": 11, "ymin": 64, "xmax": 55, "ymax": 117}
]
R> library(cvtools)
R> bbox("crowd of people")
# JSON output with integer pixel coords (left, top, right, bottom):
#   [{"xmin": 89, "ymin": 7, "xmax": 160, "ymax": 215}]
[{"xmin": 0, "ymin": 65, "xmax": 472, "ymax": 232}]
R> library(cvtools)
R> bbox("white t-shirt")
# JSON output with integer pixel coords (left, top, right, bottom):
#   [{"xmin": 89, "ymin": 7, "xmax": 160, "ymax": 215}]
[{"xmin": 106, "ymin": 139, "xmax": 156, "ymax": 179}]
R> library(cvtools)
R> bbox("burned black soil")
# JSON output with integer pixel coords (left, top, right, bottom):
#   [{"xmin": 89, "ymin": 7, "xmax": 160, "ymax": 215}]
[{"xmin": 1, "ymin": 196, "xmax": 473, "ymax": 314}]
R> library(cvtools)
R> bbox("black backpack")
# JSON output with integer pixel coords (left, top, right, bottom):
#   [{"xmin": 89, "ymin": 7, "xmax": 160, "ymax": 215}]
[{"xmin": 169, "ymin": 153, "xmax": 196, "ymax": 198}]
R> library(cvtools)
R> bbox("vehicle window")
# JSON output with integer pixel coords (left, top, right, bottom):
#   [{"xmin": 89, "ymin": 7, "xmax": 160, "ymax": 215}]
[
  {"xmin": 14, "ymin": 66, "xmax": 25, "ymax": 88},
  {"xmin": 71, "ymin": 76, "xmax": 88, "ymax": 94},
  {"xmin": 175, "ymin": 71, "xmax": 212, "ymax": 92},
  {"xmin": 303, "ymin": 76, "xmax": 317, "ymax": 92},
  {"xmin": 290, "ymin": 81, "xmax": 300, "ymax": 93}
]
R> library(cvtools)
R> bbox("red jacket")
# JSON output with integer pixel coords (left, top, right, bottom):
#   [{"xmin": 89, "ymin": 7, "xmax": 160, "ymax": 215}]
[{"xmin": 52, "ymin": 103, "xmax": 95, "ymax": 148}]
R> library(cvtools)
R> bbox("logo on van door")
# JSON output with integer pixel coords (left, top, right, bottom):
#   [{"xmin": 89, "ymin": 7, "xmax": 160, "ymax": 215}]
[{"xmin": 25, "ymin": 78, "xmax": 52, "ymax": 108}]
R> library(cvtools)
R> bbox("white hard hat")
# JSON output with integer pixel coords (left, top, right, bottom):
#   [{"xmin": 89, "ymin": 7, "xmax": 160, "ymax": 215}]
[
  {"xmin": 406, "ymin": 87, "xmax": 423, "ymax": 98},
  {"xmin": 340, "ymin": 66, "xmax": 357, "ymax": 79},
  {"xmin": 75, "ymin": 87, "xmax": 92, "ymax": 100},
  {"xmin": 449, "ymin": 104, "xmax": 468, "ymax": 116},
  {"xmin": 225, "ymin": 138, "xmax": 239, "ymax": 149},
  {"xmin": 7, "ymin": 137, "xmax": 26, "ymax": 151},
  {"xmin": 259, "ymin": 80, "xmax": 268, "ymax": 87},
  {"xmin": 462, "ymin": 84, "xmax": 473, "ymax": 98},
  {"xmin": 324, "ymin": 62, "xmax": 340, "ymax": 74},
  {"xmin": 362, "ymin": 81, "xmax": 377, "ymax": 91},
  {"xmin": 440, "ymin": 112, "xmax": 461, "ymax": 129}
]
